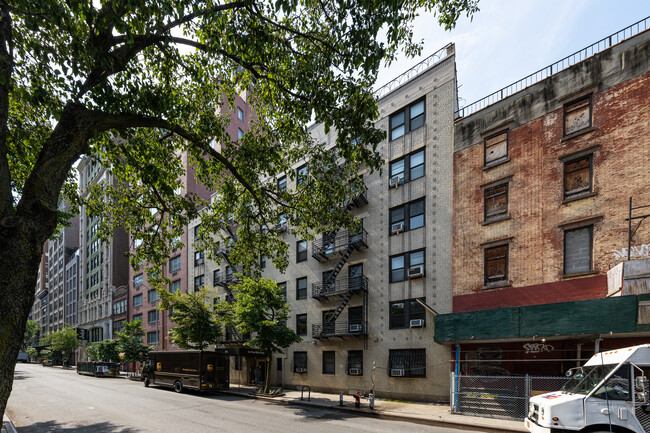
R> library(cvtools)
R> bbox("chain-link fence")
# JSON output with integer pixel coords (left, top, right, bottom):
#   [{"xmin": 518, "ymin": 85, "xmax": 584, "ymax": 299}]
[{"xmin": 450, "ymin": 373, "xmax": 570, "ymax": 420}]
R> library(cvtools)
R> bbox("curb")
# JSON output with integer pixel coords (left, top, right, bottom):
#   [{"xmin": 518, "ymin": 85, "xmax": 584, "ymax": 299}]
[
  {"xmin": 2, "ymin": 414, "xmax": 17, "ymax": 433},
  {"xmin": 220, "ymin": 391, "xmax": 525, "ymax": 433}
]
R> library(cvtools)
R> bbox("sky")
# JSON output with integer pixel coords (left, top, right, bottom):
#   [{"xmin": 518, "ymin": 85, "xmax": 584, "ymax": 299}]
[{"xmin": 375, "ymin": 0, "xmax": 650, "ymax": 110}]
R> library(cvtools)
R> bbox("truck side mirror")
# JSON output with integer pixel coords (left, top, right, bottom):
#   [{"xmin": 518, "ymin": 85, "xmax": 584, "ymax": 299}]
[{"xmin": 635, "ymin": 376, "xmax": 648, "ymax": 389}]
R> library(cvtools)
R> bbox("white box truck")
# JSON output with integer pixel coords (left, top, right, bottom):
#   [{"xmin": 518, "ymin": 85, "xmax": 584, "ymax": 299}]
[{"xmin": 526, "ymin": 344, "xmax": 650, "ymax": 433}]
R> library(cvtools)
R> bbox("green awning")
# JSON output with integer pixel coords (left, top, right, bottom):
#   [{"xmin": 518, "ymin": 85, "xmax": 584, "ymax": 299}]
[{"xmin": 434, "ymin": 295, "xmax": 638, "ymax": 343}]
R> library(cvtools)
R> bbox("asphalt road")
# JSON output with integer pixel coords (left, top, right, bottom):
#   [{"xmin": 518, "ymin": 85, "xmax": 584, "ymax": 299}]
[{"xmin": 7, "ymin": 363, "xmax": 474, "ymax": 433}]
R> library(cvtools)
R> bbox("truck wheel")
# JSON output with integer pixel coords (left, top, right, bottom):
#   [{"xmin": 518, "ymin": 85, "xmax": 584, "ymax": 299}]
[
  {"xmin": 144, "ymin": 377, "xmax": 150, "ymax": 387},
  {"xmin": 174, "ymin": 380, "xmax": 183, "ymax": 393}
]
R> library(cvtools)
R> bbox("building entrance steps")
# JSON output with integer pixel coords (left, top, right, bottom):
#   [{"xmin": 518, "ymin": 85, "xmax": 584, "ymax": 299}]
[{"xmin": 221, "ymin": 384, "xmax": 526, "ymax": 432}]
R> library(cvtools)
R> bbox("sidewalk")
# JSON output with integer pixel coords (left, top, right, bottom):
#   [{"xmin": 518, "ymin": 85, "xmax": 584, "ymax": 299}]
[
  {"xmin": 221, "ymin": 384, "xmax": 527, "ymax": 433},
  {"xmin": 2, "ymin": 414, "xmax": 17, "ymax": 433}
]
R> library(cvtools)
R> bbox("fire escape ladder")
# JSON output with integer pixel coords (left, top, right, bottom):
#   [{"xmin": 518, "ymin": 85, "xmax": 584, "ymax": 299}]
[
  {"xmin": 325, "ymin": 244, "xmax": 354, "ymax": 289},
  {"xmin": 328, "ymin": 289, "xmax": 354, "ymax": 324}
]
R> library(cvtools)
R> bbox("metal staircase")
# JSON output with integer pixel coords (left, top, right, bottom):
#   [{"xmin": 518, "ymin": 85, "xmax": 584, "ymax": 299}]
[{"xmin": 325, "ymin": 244, "xmax": 355, "ymax": 324}]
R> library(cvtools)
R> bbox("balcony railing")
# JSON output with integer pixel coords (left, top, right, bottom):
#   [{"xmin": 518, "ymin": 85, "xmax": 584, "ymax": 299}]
[
  {"xmin": 345, "ymin": 183, "xmax": 368, "ymax": 210},
  {"xmin": 312, "ymin": 228, "xmax": 368, "ymax": 261},
  {"xmin": 312, "ymin": 275, "xmax": 368, "ymax": 300},
  {"xmin": 312, "ymin": 321, "xmax": 366, "ymax": 339}
]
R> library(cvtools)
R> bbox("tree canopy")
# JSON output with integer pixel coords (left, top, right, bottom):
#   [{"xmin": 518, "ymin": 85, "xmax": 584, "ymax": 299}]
[
  {"xmin": 116, "ymin": 319, "xmax": 151, "ymax": 364},
  {"xmin": 0, "ymin": 0, "xmax": 478, "ymax": 419}
]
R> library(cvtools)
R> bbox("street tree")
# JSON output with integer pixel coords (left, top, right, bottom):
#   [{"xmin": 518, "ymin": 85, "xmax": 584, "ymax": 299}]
[
  {"xmin": 85, "ymin": 339, "xmax": 121, "ymax": 363},
  {"xmin": 116, "ymin": 319, "xmax": 151, "ymax": 366},
  {"xmin": 158, "ymin": 287, "xmax": 222, "ymax": 350},
  {"xmin": 219, "ymin": 277, "xmax": 301, "ymax": 394},
  {"xmin": 0, "ymin": 0, "xmax": 479, "ymax": 417},
  {"xmin": 43, "ymin": 327, "xmax": 80, "ymax": 366},
  {"xmin": 22, "ymin": 319, "xmax": 38, "ymax": 349}
]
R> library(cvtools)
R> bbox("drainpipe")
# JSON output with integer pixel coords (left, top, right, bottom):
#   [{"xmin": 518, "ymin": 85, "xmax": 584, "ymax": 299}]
[{"xmin": 454, "ymin": 344, "xmax": 460, "ymax": 412}]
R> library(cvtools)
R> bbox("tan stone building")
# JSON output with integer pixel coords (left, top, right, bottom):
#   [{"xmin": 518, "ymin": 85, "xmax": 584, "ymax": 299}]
[{"xmin": 189, "ymin": 43, "xmax": 458, "ymax": 402}]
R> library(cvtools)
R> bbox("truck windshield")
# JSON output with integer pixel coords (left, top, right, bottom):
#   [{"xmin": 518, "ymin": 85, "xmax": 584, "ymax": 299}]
[{"xmin": 561, "ymin": 365, "xmax": 617, "ymax": 395}]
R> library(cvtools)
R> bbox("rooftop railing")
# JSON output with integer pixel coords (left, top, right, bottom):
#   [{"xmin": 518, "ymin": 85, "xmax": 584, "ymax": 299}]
[{"xmin": 456, "ymin": 16, "xmax": 650, "ymax": 119}]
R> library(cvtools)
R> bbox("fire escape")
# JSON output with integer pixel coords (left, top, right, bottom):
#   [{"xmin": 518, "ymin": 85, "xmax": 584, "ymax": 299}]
[{"xmin": 311, "ymin": 182, "xmax": 369, "ymax": 340}]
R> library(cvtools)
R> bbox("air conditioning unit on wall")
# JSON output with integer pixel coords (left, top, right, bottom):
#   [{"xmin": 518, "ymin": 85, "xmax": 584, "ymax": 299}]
[
  {"xmin": 295, "ymin": 367, "xmax": 307, "ymax": 373},
  {"xmin": 391, "ymin": 369, "xmax": 405, "ymax": 377},
  {"xmin": 349, "ymin": 368, "xmax": 361, "ymax": 376},
  {"xmin": 408, "ymin": 265, "xmax": 424, "ymax": 279},
  {"xmin": 275, "ymin": 222, "xmax": 287, "ymax": 232},
  {"xmin": 348, "ymin": 324, "xmax": 363, "ymax": 333},
  {"xmin": 391, "ymin": 222, "xmax": 404, "ymax": 235},
  {"xmin": 389, "ymin": 175, "xmax": 403, "ymax": 188},
  {"xmin": 410, "ymin": 319, "xmax": 424, "ymax": 328}
]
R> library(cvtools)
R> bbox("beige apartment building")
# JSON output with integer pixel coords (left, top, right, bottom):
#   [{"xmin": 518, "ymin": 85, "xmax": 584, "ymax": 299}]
[{"xmin": 187, "ymin": 44, "xmax": 457, "ymax": 402}]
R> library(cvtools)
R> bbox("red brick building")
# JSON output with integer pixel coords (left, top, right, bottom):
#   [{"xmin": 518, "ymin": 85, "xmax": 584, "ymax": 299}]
[{"xmin": 436, "ymin": 24, "xmax": 650, "ymax": 376}]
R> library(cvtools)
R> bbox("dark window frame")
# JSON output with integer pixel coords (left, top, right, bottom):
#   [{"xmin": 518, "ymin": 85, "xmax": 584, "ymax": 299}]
[
  {"xmin": 389, "ymin": 149, "xmax": 425, "ymax": 185},
  {"xmin": 347, "ymin": 350, "xmax": 363, "ymax": 376},
  {"xmin": 296, "ymin": 240, "xmax": 308, "ymax": 263},
  {"xmin": 194, "ymin": 274, "xmax": 205, "ymax": 291},
  {"xmin": 389, "ymin": 98, "xmax": 426, "ymax": 141},
  {"xmin": 484, "ymin": 244, "xmax": 509, "ymax": 286},
  {"xmin": 296, "ymin": 313, "xmax": 307, "ymax": 336},
  {"xmin": 296, "ymin": 164, "xmax": 308, "ymax": 186},
  {"xmin": 483, "ymin": 130, "xmax": 509, "ymax": 167},
  {"xmin": 213, "ymin": 269, "xmax": 220, "ymax": 285},
  {"xmin": 133, "ymin": 273, "xmax": 143, "ymax": 287},
  {"xmin": 294, "ymin": 351, "xmax": 307, "ymax": 373},
  {"xmin": 483, "ymin": 183, "xmax": 509, "ymax": 222},
  {"xmin": 322, "ymin": 351, "xmax": 335, "ymax": 375},
  {"xmin": 389, "ymin": 198, "xmax": 425, "ymax": 234},
  {"xmin": 389, "ymin": 298, "xmax": 426, "ymax": 329},
  {"xmin": 389, "ymin": 249, "xmax": 425, "ymax": 283},
  {"xmin": 563, "ymin": 225, "xmax": 594, "ymax": 275},
  {"xmin": 194, "ymin": 251, "xmax": 204, "ymax": 266},
  {"xmin": 296, "ymin": 277, "xmax": 307, "ymax": 300},
  {"xmin": 563, "ymin": 94, "xmax": 592, "ymax": 137},
  {"xmin": 563, "ymin": 154, "xmax": 593, "ymax": 200},
  {"xmin": 147, "ymin": 309, "xmax": 159, "ymax": 324},
  {"xmin": 388, "ymin": 348, "xmax": 426, "ymax": 378},
  {"xmin": 278, "ymin": 282, "xmax": 287, "ymax": 301},
  {"xmin": 169, "ymin": 255, "xmax": 181, "ymax": 272},
  {"xmin": 278, "ymin": 175, "xmax": 287, "ymax": 192}
]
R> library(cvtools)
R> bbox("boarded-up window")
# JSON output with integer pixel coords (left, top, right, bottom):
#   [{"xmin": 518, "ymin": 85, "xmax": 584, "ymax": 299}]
[
  {"xmin": 485, "ymin": 245, "xmax": 508, "ymax": 285},
  {"xmin": 564, "ymin": 155, "xmax": 592, "ymax": 199},
  {"xmin": 484, "ymin": 184, "xmax": 508, "ymax": 221},
  {"xmin": 484, "ymin": 131, "xmax": 508, "ymax": 166},
  {"xmin": 564, "ymin": 96, "xmax": 591, "ymax": 135},
  {"xmin": 564, "ymin": 226, "xmax": 593, "ymax": 275}
]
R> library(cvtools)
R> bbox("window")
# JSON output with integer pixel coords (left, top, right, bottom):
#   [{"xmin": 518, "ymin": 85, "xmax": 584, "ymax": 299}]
[
  {"xmin": 296, "ymin": 164, "xmax": 307, "ymax": 186},
  {"xmin": 564, "ymin": 155, "xmax": 592, "ymax": 200},
  {"xmin": 389, "ymin": 298, "xmax": 425, "ymax": 329},
  {"xmin": 296, "ymin": 314, "xmax": 307, "ymax": 336},
  {"xmin": 89, "ymin": 327, "xmax": 103, "ymax": 343},
  {"xmin": 389, "ymin": 149, "xmax": 425, "ymax": 185},
  {"xmin": 260, "ymin": 255, "xmax": 266, "ymax": 269},
  {"xmin": 348, "ymin": 350, "xmax": 363, "ymax": 376},
  {"xmin": 484, "ymin": 183, "xmax": 508, "ymax": 222},
  {"xmin": 169, "ymin": 280, "xmax": 180, "ymax": 293},
  {"xmin": 133, "ymin": 294, "xmax": 143, "ymax": 307},
  {"xmin": 484, "ymin": 244, "xmax": 508, "ymax": 286},
  {"xmin": 237, "ymin": 107, "xmax": 244, "ymax": 121},
  {"xmin": 278, "ymin": 282, "xmax": 287, "ymax": 301},
  {"xmin": 564, "ymin": 226, "xmax": 593, "ymax": 275},
  {"xmin": 147, "ymin": 331, "xmax": 159, "ymax": 345},
  {"xmin": 390, "ymin": 249, "xmax": 425, "ymax": 283},
  {"xmin": 148, "ymin": 290, "xmax": 158, "ymax": 303},
  {"xmin": 564, "ymin": 95, "xmax": 592, "ymax": 136},
  {"xmin": 322, "ymin": 351, "xmax": 335, "ymax": 375},
  {"xmin": 277, "ymin": 358, "xmax": 282, "ymax": 371},
  {"xmin": 296, "ymin": 241, "xmax": 307, "ymax": 263},
  {"xmin": 294, "ymin": 351, "xmax": 307, "ymax": 373},
  {"xmin": 278, "ymin": 176, "xmax": 287, "ymax": 191},
  {"xmin": 193, "ymin": 225, "xmax": 200, "ymax": 240},
  {"xmin": 389, "ymin": 349, "xmax": 426, "ymax": 378},
  {"xmin": 213, "ymin": 269, "xmax": 221, "ymax": 285},
  {"xmin": 133, "ymin": 274, "xmax": 143, "ymax": 287},
  {"xmin": 225, "ymin": 266, "xmax": 233, "ymax": 283},
  {"xmin": 194, "ymin": 274, "xmax": 205, "ymax": 290},
  {"xmin": 237, "ymin": 128, "xmax": 244, "ymax": 139},
  {"xmin": 234, "ymin": 355, "xmax": 242, "ymax": 370},
  {"xmin": 112, "ymin": 299, "xmax": 127, "ymax": 315},
  {"xmin": 169, "ymin": 256, "xmax": 181, "ymax": 272},
  {"xmin": 148, "ymin": 309, "xmax": 158, "ymax": 323},
  {"xmin": 484, "ymin": 130, "xmax": 508, "ymax": 166},
  {"xmin": 194, "ymin": 251, "xmax": 204, "ymax": 266},
  {"xmin": 390, "ymin": 198, "xmax": 425, "ymax": 233},
  {"xmin": 132, "ymin": 313, "xmax": 143, "ymax": 323},
  {"xmin": 593, "ymin": 365, "xmax": 631, "ymax": 401},
  {"xmin": 390, "ymin": 99, "xmax": 425, "ymax": 140},
  {"xmin": 296, "ymin": 277, "xmax": 307, "ymax": 300}
]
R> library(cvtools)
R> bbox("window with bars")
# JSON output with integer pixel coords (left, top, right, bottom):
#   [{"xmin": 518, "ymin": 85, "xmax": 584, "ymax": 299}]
[
  {"xmin": 388, "ymin": 349, "xmax": 426, "ymax": 378},
  {"xmin": 322, "ymin": 351, "xmax": 335, "ymax": 375},
  {"xmin": 484, "ymin": 130, "xmax": 508, "ymax": 166},
  {"xmin": 347, "ymin": 350, "xmax": 363, "ymax": 376},
  {"xmin": 484, "ymin": 183, "xmax": 508, "ymax": 222},
  {"xmin": 389, "ymin": 99, "xmax": 425, "ymax": 140},
  {"xmin": 564, "ymin": 95, "xmax": 592, "ymax": 136},
  {"xmin": 389, "ymin": 298, "xmax": 425, "ymax": 329},
  {"xmin": 484, "ymin": 244, "xmax": 508, "ymax": 286}
]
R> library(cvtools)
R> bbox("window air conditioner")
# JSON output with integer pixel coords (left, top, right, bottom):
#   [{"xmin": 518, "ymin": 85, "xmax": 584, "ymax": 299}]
[
  {"xmin": 275, "ymin": 222, "xmax": 287, "ymax": 232},
  {"xmin": 295, "ymin": 367, "xmax": 307, "ymax": 373},
  {"xmin": 389, "ymin": 175, "xmax": 403, "ymax": 188},
  {"xmin": 349, "ymin": 368, "xmax": 361, "ymax": 376},
  {"xmin": 348, "ymin": 324, "xmax": 363, "ymax": 333},
  {"xmin": 407, "ymin": 265, "xmax": 424, "ymax": 279},
  {"xmin": 409, "ymin": 319, "xmax": 424, "ymax": 328},
  {"xmin": 391, "ymin": 222, "xmax": 404, "ymax": 235},
  {"xmin": 391, "ymin": 369, "xmax": 405, "ymax": 377}
]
